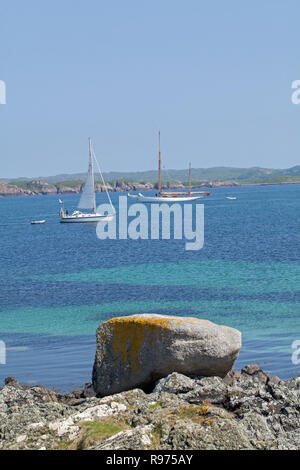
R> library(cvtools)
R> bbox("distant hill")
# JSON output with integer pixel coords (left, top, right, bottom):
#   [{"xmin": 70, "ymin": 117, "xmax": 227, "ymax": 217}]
[
  {"xmin": 1, "ymin": 165, "xmax": 300, "ymax": 197},
  {"xmin": 3, "ymin": 165, "xmax": 300, "ymax": 184}
]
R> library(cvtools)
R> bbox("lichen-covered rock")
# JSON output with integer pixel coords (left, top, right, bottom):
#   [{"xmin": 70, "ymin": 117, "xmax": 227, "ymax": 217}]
[
  {"xmin": 185, "ymin": 376, "xmax": 229, "ymax": 405},
  {"xmin": 92, "ymin": 314, "xmax": 241, "ymax": 397},
  {"xmin": 154, "ymin": 372, "xmax": 228, "ymax": 404},
  {"xmin": 91, "ymin": 425, "xmax": 154, "ymax": 450},
  {"xmin": 159, "ymin": 418, "xmax": 253, "ymax": 450},
  {"xmin": 154, "ymin": 373, "xmax": 196, "ymax": 395},
  {"xmin": 0, "ymin": 365, "xmax": 300, "ymax": 450}
]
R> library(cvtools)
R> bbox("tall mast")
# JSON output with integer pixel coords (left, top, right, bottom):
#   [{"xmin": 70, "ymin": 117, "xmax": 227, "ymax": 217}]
[
  {"xmin": 89, "ymin": 137, "xmax": 96, "ymax": 214},
  {"xmin": 188, "ymin": 162, "xmax": 191, "ymax": 196},
  {"xmin": 158, "ymin": 131, "xmax": 162, "ymax": 195}
]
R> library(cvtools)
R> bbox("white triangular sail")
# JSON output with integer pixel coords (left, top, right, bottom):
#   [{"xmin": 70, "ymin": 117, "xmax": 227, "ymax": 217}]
[
  {"xmin": 92, "ymin": 147, "xmax": 116, "ymax": 215},
  {"xmin": 78, "ymin": 139, "xmax": 96, "ymax": 213}
]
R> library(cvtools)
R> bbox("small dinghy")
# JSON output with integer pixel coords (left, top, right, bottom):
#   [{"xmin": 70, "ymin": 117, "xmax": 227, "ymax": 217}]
[
  {"xmin": 226, "ymin": 196, "xmax": 237, "ymax": 200},
  {"xmin": 31, "ymin": 220, "xmax": 46, "ymax": 224}
]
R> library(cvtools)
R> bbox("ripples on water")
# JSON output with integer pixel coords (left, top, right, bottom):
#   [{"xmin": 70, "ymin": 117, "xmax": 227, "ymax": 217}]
[{"xmin": 0, "ymin": 184, "xmax": 299, "ymax": 390}]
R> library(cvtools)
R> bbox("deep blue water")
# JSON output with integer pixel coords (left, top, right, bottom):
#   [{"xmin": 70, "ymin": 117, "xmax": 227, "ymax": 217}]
[{"xmin": 0, "ymin": 184, "xmax": 300, "ymax": 391}]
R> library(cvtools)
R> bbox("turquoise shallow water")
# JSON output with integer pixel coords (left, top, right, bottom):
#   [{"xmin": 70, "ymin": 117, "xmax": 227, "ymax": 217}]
[{"xmin": 0, "ymin": 184, "xmax": 299, "ymax": 390}]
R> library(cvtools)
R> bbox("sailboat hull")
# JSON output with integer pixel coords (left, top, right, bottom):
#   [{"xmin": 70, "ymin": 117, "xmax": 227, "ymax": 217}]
[
  {"xmin": 59, "ymin": 139, "xmax": 116, "ymax": 224},
  {"xmin": 127, "ymin": 193, "xmax": 203, "ymax": 203},
  {"xmin": 60, "ymin": 213, "xmax": 114, "ymax": 223}
]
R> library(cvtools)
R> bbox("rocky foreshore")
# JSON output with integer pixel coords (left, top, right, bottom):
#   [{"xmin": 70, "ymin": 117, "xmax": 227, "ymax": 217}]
[
  {"xmin": 1, "ymin": 314, "xmax": 298, "ymax": 450},
  {"xmin": 1, "ymin": 365, "xmax": 299, "ymax": 450}
]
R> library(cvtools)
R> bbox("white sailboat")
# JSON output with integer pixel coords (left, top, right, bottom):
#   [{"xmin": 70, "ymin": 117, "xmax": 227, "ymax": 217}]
[
  {"xmin": 128, "ymin": 132, "xmax": 210, "ymax": 203},
  {"xmin": 59, "ymin": 139, "xmax": 116, "ymax": 223}
]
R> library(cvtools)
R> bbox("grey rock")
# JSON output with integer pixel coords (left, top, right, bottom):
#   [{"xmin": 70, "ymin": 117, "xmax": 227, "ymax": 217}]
[
  {"xmin": 154, "ymin": 373, "xmax": 196, "ymax": 394},
  {"xmin": 91, "ymin": 425, "xmax": 154, "ymax": 450},
  {"xmin": 82, "ymin": 382, "xmax": 96, "ymax": 398},
  {"xmin": 285, "ymin": 376, "xmax": 300, "ymax": 395},
  {"xmin": 160, "ymin": 419, "xmax": 254, "ymax": 450},
  {"xmin": 241, "ymin": 364, "xmax": 261, "ymax": 375},
  {"xmin": 4, "ymin": 376, "xmax": 19, "ymax": 387},
  {"xmin": 154, "ymin": 373, "xmax": 229, "ymax": 406},
  {"xmin": 223, "ymin": 369, "xmax": 241, "ymax": 386},
  {"xmin": 241, "ymin": 364, "xmax": 269, "ymax": 384},
  {"xmin": 92, "ymin": 314, "xmax": 242, "ymax": 397},
  {"xmin": 185, "ymin": 376, "xmax": 228, "ymax": 404}
]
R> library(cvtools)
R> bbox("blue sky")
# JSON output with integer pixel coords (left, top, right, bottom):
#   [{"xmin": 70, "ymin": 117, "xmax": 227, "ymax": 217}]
[{"xmin": 1, "ymin": 0, "xmax": 300, "ymax": 178}]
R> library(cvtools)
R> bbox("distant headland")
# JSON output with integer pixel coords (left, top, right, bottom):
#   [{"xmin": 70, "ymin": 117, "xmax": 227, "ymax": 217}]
[{"xmin": 1, "ymin": 165, "xmax": 300, "ymax": 197}]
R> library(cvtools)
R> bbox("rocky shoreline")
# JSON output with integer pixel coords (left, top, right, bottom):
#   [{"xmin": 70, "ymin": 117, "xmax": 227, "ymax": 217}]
[
  {"xmin": 1, "ymin": 315, "xmax": 298, "ymax": 451},
  {"xmin": 0, "ymin": 179, "xmax": 239, "ymax": 197},
  {"xmin": 1, "ymin": 178, "xmax": 299, "ymax": 198},
  {"xmin": 1, "ymin": 364, "xmax": 299, "ymax": 450}
]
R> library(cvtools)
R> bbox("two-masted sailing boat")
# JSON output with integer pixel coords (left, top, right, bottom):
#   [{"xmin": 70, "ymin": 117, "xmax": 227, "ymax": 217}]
[
  {"xmin": 59, "ymin": 139, "xmax": 116, "ymax": 223},
  {"xmin": 128, "ymin": 132, "xmax": 210, "ymax": 203}
]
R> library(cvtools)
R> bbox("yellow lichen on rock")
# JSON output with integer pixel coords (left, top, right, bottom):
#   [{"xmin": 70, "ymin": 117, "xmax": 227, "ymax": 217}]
[
  {"xmin": 107, "ymin": 316, "xmax": 170, "ymax": 376},
  {"xmin": 93, "ymin": 313, "xmax": 242, "ymax": 397}
]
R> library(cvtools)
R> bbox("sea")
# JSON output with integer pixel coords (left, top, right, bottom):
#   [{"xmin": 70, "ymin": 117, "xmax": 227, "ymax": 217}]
[{"xmin": 0, "ymin": 184, "xmax": 299, "ymax": 391}]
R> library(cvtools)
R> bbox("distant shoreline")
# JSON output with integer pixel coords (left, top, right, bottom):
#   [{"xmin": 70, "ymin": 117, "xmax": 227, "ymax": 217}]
[{"xmin": 0, "ymin": 179, "xmax": 300, "ymax": 198}]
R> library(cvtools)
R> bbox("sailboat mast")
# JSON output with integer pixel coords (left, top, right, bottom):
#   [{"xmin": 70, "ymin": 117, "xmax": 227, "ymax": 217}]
[
  {"xmin": 158, "ymin": 131, "xmax": 162, "ymax": 195},
  {"xmin": 188, "ymin": 163, "xmax": 191, "ymax": 196},
  {"xmin": 89, "ymin": 138, "xmax": 96, "ymax": 214}
]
